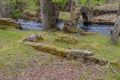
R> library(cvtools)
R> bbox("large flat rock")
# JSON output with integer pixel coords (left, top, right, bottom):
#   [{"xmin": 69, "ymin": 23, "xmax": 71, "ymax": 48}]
[
  {"xmin": 0, "ymin": 18, "xmax": 20, "ymax": 29},
  {"xmin": 87, "ymin": 14, "xmax": 117, "ymax": 25}
]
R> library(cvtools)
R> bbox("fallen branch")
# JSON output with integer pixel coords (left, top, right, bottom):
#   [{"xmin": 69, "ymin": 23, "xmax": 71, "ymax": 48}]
[
  {"xmin": 23, "ymin": 41, "xmax": 108, "ymax": 65},
  {"xmin": 23, "ymin": 41, "xmax": 94, "ymax": 60}
]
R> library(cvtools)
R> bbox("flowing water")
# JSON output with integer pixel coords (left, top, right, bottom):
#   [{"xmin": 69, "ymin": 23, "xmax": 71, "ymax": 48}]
[
  {"xmin": 77, "ymin": 23, "xmax": 113, "ymax": 35},
  {"xmin": 18, "ymin": 19, "xmax": 43, "ymax": 30},
  {"xmin": 17, "ymin": 19, "xmax": 113, "ymax": 35}
]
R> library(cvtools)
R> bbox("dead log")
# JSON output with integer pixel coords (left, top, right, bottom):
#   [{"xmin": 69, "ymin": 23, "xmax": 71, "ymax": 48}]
[
  {"xmin": 23, "ymin": 41, "xmax": 94, "ymax": 60},
  {"xmin": 23, "ymin": 41, "xmax": 108, "ymax": 65},
  {"xmin": 83, "ymin": 56, "xmax": 108, "ymax": 65},
  {"xmin": 93, "ymin": 9, "xmax": 118, "ymax": 17}
]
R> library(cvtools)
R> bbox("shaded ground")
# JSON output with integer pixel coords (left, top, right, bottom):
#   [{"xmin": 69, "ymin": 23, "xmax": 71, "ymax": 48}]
[{"xmin": 0, "ymin": 51, "xmax": 107, "ymax": 80}]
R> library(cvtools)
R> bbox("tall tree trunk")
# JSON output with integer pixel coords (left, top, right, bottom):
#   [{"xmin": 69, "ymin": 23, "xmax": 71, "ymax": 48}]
[
  {"xmin": 110, "ymin": 16, "xmax": 120, "ymax": 44},
  {"xmin": 40, "ymin": 0, "xmax": 57, "ymax": 30},
  {"xmin": 0, "ymin": 0, "xmax": 8, "ymax": 18},
  {"xmin": 106, "ymin": 0, "xmax": 112, "ymax": 3},
  {"xmin": 86, "ymin": 0, "xmax": 91, "ymax": 6},
  {"xmin": 63, "ymin": 7, "xmax": 81, "ymax": 33},
  {"xmin": 0, "ymin": 0, "xmax": 3, "ymax": 17},
  {"xmin": 65, "ymin": 0, "xmax": 75, "ymax": 12},
  {"xmin": 110, "ymin": 3, "xmax": 120, "ymax": 44},
  {"xmin": 70, "ymin": 0, "xmax": 74, "ymax": 18},
  {"xmin": 76, "ymin": 0, "xmax": 81, "ymax": 6},
  {"xmin": 71, "ymin": 7, "xmax": 81, "ymax": 27}
]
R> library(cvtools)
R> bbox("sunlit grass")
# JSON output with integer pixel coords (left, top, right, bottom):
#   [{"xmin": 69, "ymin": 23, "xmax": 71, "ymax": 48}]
[{"xmin": 0, "ymin": 30, "xmax": 120, "ymax": 62}]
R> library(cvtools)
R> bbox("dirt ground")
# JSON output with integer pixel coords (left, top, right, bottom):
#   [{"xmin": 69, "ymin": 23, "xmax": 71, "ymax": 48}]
[{"xmin": 0, "ymin": 51, "xmax": 108, "ymax": 80}]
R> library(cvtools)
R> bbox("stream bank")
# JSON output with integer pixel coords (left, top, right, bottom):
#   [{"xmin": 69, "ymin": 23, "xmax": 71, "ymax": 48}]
[{"xmin": 17, "ymin": 19, "xmax": 113, "ymax": 35}]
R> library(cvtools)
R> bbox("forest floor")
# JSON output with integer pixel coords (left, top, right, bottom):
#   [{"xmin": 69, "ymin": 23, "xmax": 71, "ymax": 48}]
[
  {"xmin": 0, "ymin": 29, "xmax": 120, "ymax": 80},
  {"xmin": 0, "ymin": 2, "xmax": 120, "ymax": 80}
]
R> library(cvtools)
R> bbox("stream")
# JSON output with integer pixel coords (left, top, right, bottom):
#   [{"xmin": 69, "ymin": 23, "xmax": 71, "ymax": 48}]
[{"xmin": 17, "ymin": 19, "xmax": 113, "ymax": 35}]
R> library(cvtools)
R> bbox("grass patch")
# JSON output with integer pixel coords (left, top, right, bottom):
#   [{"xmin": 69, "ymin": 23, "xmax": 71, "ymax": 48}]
[
  {"xmin": 60, "ymin": 11, "xmax": 71, "ymax": 20},
  {"xmin": 0, "ymin": 30, "xmax": 120, "ymax": 62},
  {"xmin": 0, "ymin": 25, "xmax": 120, "ymax": 80}
]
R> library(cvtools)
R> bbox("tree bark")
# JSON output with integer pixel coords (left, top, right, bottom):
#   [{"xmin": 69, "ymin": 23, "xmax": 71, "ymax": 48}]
[
  {"xmin": 76, "ymin": 0, "xmax": 81, "ymax": 6},
  {"xmin": 110, "ymin": 16, "xmax": 120, "ymax": 44},
  {"xmin": 0, "ymin": 0, "xmax": 8, "ymax": 18},
  {"xmin": 70, "ymin": 0, "xmax": 74, "ymax": 18},
  {"xmin": 65, "ymin": 0, "xmax": 75, "ymax": 12},
  {"xmin": 106, "ymin": 0, "xmax": 112, "ymax": 3},
  {"xmin": 40, "ymin": 0, "xmax": 58, "ymax": 30},
  {"xmin": 110, "ymin": 3, "xmax": 120, "ymax": 44}
]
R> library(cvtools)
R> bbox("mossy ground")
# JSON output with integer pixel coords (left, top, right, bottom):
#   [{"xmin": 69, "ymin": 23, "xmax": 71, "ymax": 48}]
[
  {"xmin": 0, "ymin": 29, "xmax": 120, "ymax": 62},
  {"xmin": 0, "ymin": 29, "xmax": 120, "ymax": 79}
]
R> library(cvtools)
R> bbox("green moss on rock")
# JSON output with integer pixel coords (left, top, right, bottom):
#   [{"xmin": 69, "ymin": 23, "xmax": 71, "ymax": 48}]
[
  {"xmin": 23, "ymin": 34, "xmax": 44, "ymax": 42},
  {"xmin": 55, "ymin": 35, "xmax": 78, "ymax": 44},
  {"xmin": 23, "ymin": 42, "xmax": 94, "ymax": 61},
  {"xmin": 0, "ymin": 18, "xmax": 20, "ymax": 30}
]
